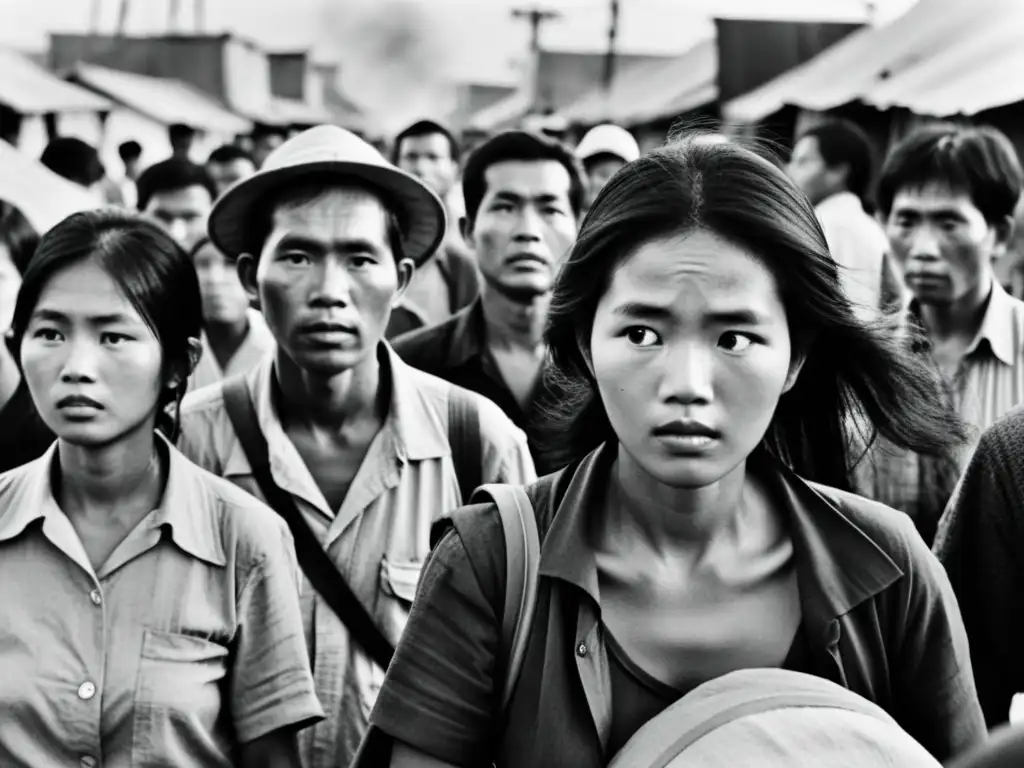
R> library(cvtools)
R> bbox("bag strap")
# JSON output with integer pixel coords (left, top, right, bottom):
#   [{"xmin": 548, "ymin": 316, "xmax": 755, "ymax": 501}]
[
  {"xmin": 471, "ymin": 483, "xmax": 541, "ymax": 712},
  {"xmin": 221, "ymin": 375, "xmax": 395, "ymax": 671},
  {"xmin": 447, "ymin": 387, "xmax": 483, "ymax": 503}
]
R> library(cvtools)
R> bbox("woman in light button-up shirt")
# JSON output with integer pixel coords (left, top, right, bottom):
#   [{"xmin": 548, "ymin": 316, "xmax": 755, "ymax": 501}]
[{"xmin": 0, "ymin": 210, "xmax": 323, "ymax": 767}]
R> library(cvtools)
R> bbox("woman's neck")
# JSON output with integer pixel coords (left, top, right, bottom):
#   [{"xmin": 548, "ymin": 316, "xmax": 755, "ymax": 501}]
[
  {"xmin": 56, "ymin": 423, "xmax": 164, "ymax": 522},
  {"xmin": 608, "ymin": 445, "xmax": 754, "ymax": 558}
]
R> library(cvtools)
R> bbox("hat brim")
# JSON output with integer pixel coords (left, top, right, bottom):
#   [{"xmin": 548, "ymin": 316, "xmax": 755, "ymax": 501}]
[{"xmin": 208, "ymin": 160, "xmax": 447, "ymax": 267}]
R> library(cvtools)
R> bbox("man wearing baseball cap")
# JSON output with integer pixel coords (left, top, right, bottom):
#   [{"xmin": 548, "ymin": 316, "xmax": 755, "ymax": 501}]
[
  {"xmin": 575, "ymin": 123, "xmax": 640, "ymax": 211},
  {"xmin": 176, "ymin": 124, "xmax": 535, "ymax": 768}
]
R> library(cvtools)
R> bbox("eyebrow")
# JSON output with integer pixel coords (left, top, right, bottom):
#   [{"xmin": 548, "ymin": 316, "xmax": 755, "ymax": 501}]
[
  {"xmin": 892, "ymin": 205, "xmax": 968, "ymax": 219},
  {"xmin": 491, "ymin": 191, "xmax": 566, "ymax": 205},
  {"xmin": 612, "ymin": 302, "xmax": 765, "ymax": 325},
  {"xmin": 273, "ymin": 235, "xmax": 385, "ymax": 254},
  {"xmin": 32, "ymin": 308, "xmax": 141, "ymax": 325}
]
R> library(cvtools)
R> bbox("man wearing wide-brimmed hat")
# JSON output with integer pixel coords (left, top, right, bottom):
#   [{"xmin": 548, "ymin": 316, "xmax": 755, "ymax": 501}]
[{"xmin": 177, "ymin": 124, "xmax": 535, "ymax": 767}]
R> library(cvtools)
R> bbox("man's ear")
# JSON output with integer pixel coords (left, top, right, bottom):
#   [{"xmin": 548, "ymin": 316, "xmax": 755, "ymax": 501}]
[
  {"xmin": 991, "ymin": 214, "xmax": 1015, "ymax": 261},
  {"xmin": 390, "ymin": 258, "xmax": 416, "ymax": 309},
  {"xmin": 237, "ymin": 253, "xmax": 260, "ymax": 310},
  {"xmin": 459, "ymin": 216, "xmax": 474, "ymax": 249}
]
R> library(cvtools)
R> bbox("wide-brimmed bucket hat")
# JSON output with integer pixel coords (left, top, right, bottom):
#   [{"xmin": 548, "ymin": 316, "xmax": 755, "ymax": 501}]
[{"xmin": 208, "ymin": 124, "xmax": 446, "ymax": 266}]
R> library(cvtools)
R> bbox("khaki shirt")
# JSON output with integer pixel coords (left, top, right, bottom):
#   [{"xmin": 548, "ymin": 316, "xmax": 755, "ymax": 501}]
[
  {"xmin": 178, "ymin": 343, "xmax": 536, "ymax": 768},
  {"xmin": 0, "ymin": 438, "xmax": 323, "ymax": 768}
]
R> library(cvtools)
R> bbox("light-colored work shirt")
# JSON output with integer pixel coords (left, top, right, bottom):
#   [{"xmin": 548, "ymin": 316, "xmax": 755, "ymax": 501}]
[
  {"xmin": 0, "ymin": 437, "xmax": 323, "ymax": 768},
  {"xmin": 188, "ymin": 309, "xmax": 276, "ymax": 393},
  {"xmin": 853, "ymin": 280, "xmax": 1024, "ymax": 539},
  {"xmin": 177, "ymin": 343, "xmax": 536, "ymax": 768},
  {"xmin": 815, "ymin": 191, "xmax": 890, "ymax": 318}
]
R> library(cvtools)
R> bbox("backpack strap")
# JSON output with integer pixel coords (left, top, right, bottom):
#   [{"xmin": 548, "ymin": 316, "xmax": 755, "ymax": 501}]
[
  {"xmin": 447, "ymin": 387, "xmax": 483, "ymax": 503},
  {"xmin": 221, "ymin": 375, "xmax": 395, "ymax": 671},
  {"xmin": 470, "ymin": 483, "xmax": 541, "ymax": 712}
]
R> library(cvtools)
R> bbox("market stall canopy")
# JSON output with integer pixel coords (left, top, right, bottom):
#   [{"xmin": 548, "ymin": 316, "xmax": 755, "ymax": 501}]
[
  {"xmin": 562, "ymin": 37, "xmax": 717, "ymax": 127},
  {"xmin": 67, "ymin": 63, "xmax": 251, "ymax": 134},
  {"xmin": 0, "ymin": 46, "xmax": 112, "ymax": 115},
  {"xmin": 722, "ymin": 0, "xmax": 1018, "ymax": 123},
  {"xmin": 0, "ymin": 138, "xmax": 97, "ymax": 232}
]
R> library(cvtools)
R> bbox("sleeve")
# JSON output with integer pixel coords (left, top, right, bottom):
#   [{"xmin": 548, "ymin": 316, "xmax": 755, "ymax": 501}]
[
  {"xmin": 363, "ymin": 524, "xmax": 504, "ymax": 768},
  {"xmin": 891, "ymin": 518, "xmax": 987, "ymax": 761},
  {"xmin": 230, "ymin": 526, "xmax": 325, "ymax": 744},
  {"xmin": 934, "ymin": 429, "xmax": 1024, "ymax": 728}
]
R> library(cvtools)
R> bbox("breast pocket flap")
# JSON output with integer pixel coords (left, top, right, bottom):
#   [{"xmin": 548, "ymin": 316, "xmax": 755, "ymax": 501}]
[
  {"xmin": 141, "ymin": 628, "xmax": 229, "ymax": 663},
  {"xmin": 379, "ymin": 558, "xmax": 424, "ymax": 604}
]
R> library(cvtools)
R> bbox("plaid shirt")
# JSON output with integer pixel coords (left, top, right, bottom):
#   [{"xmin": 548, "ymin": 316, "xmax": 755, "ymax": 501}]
[{"xmin": 852, "ymin": 281, "xmax": 1024, "ymax": 542}]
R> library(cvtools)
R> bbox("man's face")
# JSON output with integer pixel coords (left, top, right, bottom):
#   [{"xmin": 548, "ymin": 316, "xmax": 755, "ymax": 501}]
[
  {"xmin": 397, "ymin": 133, "xmax": 457, "ymax": 197},
  {"xmin": 144, "ymin": 184, "xmax": 213, "ymax": 251},
  {"xmin": 584, "ymin": 155, "xmax": 626, "ymax": 208},
  {"xmin": 240, "ymin": 187, "xmax": 414, "ymax": 377},
  {"xmin": 192, "ymin": 241, "xmax": 250, "ymax": 327},
  {"xmin": 252, "ymin": 135, "xmax": 285, "ymax": 169},
  {"xmin": 464, "ymin": 159, "xmax": 578, "ymax": 300},
  {"xmin": 886, "ymin": 182, "xmax": 1009, "ymax": 307},
  {"xmin": 124, "ymin": 158, "xmax": 141, "ymax": 180},
  {"xmin": 208, "ymin": 158, "xmax": 256, "ymax": 197},
  {"xmin": 787, "ymin": 136, "xmax": 843, "ymax": 206}
]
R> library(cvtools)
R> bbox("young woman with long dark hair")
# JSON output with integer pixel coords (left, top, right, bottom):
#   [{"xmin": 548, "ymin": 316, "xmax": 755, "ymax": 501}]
[
  {"xmin": 354, "ymin": 135, "xmax": 984, "ymax": 767},
  {"xmin": 0, "ymin": 210, "xmax": 323, "ymax": 767}
]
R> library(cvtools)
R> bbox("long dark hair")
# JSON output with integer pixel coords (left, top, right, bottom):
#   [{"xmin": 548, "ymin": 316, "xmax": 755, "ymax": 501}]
[
  {"xmin": 541, "ymin": 134, "xmax": 965, "ymax": 489},
  {"xmin": 9, "ymin": 209, "xmax": 202, "ymax": 439}
]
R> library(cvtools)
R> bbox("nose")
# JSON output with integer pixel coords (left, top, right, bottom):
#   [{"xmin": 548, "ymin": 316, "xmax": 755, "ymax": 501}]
[
  {"xmin": 60, "ymin": 336, "xmax": 99, "ymax": 383},
  {"xmin": 309, "ymin": 256, "xmax": 351, "ymax": 307},
  {"xmin": 168, "ymin": 218, "xmax": 190, "ymax": 248},
  {"xmin": 512, "ymin": 205, "xmax": 543, "ymax": 243},
  {"xmin": 658, "ymin": 341, "xmax": 714, "ymax": 405},
  {"xmin": 906, "ymin": 224, "xmax": 942, "ymax": 262}
]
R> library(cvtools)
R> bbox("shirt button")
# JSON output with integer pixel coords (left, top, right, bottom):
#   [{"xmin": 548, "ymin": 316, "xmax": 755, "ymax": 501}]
[
  {"xmin": 577, "ymin": 643, "xmax": 588, "ymax": 658},
  {"xmin": 89, "ymin": 589, "xmax": 102, "ymax": 606},
  {"xmin": 77, "ymin": 681, "xmax": 96, "ymax": 700},
  {"xmin": 80, "ymin": 756, "xmax": 97, "ymax": 768}
]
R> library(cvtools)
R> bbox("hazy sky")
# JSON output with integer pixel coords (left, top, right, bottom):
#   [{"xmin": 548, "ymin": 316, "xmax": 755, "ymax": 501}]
[{"xmin": 3, "ymin": 0, "xmax": 918, "ymax": 84}]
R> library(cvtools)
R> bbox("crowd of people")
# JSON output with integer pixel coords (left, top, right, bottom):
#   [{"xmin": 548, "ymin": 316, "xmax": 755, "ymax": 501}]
[{"xmin": 2, "ymin": 110, "xmax": 1024, "ymax": 767}]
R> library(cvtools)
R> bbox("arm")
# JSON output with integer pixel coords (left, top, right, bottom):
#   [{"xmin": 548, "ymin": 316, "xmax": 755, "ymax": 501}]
[
  {"xmin": 353, "ymin": 522, "xmax": 505, "ymax": 768},
  {"xmin": 891, "ymin": 518, "xmax": 987, "ymax": 760},
  {"xmin": 239, "ymin": 728, "xmax": 302, "ymax": 768},
  {"xmin": 935, "ymin": 425, "xmax": 1024, "ymax": 728}
]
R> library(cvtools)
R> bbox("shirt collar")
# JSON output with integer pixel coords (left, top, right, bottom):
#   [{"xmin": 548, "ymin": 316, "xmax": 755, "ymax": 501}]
[
  {"xmin": 0, "ymin": 436, "xmax": 227, "ymax": 567},
  {"xmin": 538, "ymin": 443, "xmax": 903, "ymax": 621},
  {"xmin": 245, "ymin": 342, "xmax": 451, "ymax": 466},
  {"xmin": 444, "ymin": 298, "xmax": 487, "ymax": 370},
  {"xmin": 907, "ymin": 279, "xmax": 1017, "ymax": 366}
]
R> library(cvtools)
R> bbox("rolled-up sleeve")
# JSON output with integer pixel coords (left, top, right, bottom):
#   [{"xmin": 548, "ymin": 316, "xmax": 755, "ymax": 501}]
[
  {"xmin": 893, "ymin": 519, "xmax": 986, "ymax": 761},
  {"xmin": 231, "ymin": 527, "xmax": 324, "ymax": 744}
]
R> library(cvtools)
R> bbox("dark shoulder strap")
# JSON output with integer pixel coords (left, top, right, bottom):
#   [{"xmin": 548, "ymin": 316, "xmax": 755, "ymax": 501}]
[
  {"xmin": 221, "ymin": 375, "xmax": 395, "ymax": 671},
  {"xmin": 447, "ymin": 386, "xmax": 483, "ymax": 503}
]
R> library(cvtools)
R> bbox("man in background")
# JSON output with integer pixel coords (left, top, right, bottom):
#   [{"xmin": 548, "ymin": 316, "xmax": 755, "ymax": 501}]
[
  {"xmin": 575, "ymin": 123, "xmax": 640, "ymax": 211},
  {"xmin": 117, "ymin": 140, "xmax": 142, "ymax": 209},
  {"xmin": 787, "ymin": 119, "xmax": 899, "ymax": 318},
  {"xmin": 136, "ymin": 158, "xmax": 217, "ymax": 251},
  {"xmin": 388, "ymin": 119, "xmax": 480, "ymax": 336},
  {"xmin": 206, "ymin": 144, "xmax": 257, "ymax": 197},
  {"xmin": 169, "ymin": 123, "xmax": 197, "ymax": 161}
]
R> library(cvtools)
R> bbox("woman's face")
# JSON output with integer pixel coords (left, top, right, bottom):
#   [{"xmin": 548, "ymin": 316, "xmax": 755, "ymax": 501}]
[
  {"xmin": 589, "ymin": 229, "xmax": 803, "ymax": 489},
  {"xmin": 0, "ymin": 244, "xmax": 20, "ymax": 334},
  {"xmin": 20, "ymin": 257, "xmax": 167, "ymax": 447}
]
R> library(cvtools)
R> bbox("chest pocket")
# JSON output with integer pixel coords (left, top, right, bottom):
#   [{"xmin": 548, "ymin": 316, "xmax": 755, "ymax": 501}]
[
  {"xmin": 132, "ymin": 629, "xmax": 230, "ymax": 766},
  {"xmin": 379, "ymin": 558, "xmax": 423, "ymax": 605}
]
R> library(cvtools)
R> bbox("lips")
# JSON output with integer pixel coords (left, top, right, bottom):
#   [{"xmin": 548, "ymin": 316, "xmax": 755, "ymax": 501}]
[
  {"xmin": 299, "ymin": 320, "xmax": 357, "ymax": 335},
  {"xmin": 506, "ymin": 252, "xmax": 549, "ymax": 267},
  {"xmin": 56, "ymin": 394, "xmax": 104, "ymax": 410},
  {"xmin": 653, "ymin": 420, "xmax": 720, "ymax": 439}
]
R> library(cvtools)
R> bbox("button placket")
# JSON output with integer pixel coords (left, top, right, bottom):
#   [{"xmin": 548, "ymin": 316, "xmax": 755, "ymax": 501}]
[{"xmin": 89, "ymin": 588, "xmax": 102, "ymax": 606}]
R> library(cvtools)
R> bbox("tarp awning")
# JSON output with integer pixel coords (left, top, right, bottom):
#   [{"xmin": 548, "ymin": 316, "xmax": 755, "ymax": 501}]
[
  {"xmin": 722, "ymin": 0, "xmax": 1019, "ymax": 123},
  {"xmin": 68, "ymin": 63, "xmax": 251, "ymax": 134},
  {"xmin": 0, "ymin": 47, "xmax": 112, "ymax": 115},
  {"xmin": 562, "ymin": 37, "xmax": 717, "ymax": 126}
]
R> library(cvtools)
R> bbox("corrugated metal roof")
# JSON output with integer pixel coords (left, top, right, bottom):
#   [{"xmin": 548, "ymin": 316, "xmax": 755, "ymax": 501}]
[
  {"xmin": 720, "ymin": 0, "xmax": 1024, "ymax": 122},
  {"xmin": 68, "ymin": 63, "xmax": 251, "ymax": 134},
  {"xmin": 562, "ymin": 37, "xmax": 717, "ymax": 126},
  {"xmin": 0, "ymin": 47, "xmax": 112, "ymax": 115}
]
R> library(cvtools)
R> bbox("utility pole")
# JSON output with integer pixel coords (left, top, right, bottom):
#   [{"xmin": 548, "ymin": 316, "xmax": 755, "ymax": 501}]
[
  {"xmin": 168, "ymin": 0, "xmax": 181, "ymax": 31},
  {"xmin": 90, "ymin": 0, "xmax": 102, "ymax": 33},
  {"xmin": 195, "ymin": 0, "xmax": 206, "ymax": 31},
  {"xmin": 116, "ymin": 0, "xmax": 130, "ymax": 35},
  {"xmin": 602, "ymin": 0, "xmax": 620, "ymax": 92},
  {"xmin": 511, "ymin": 5, "xmax": 561, "ymax": 53}
]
